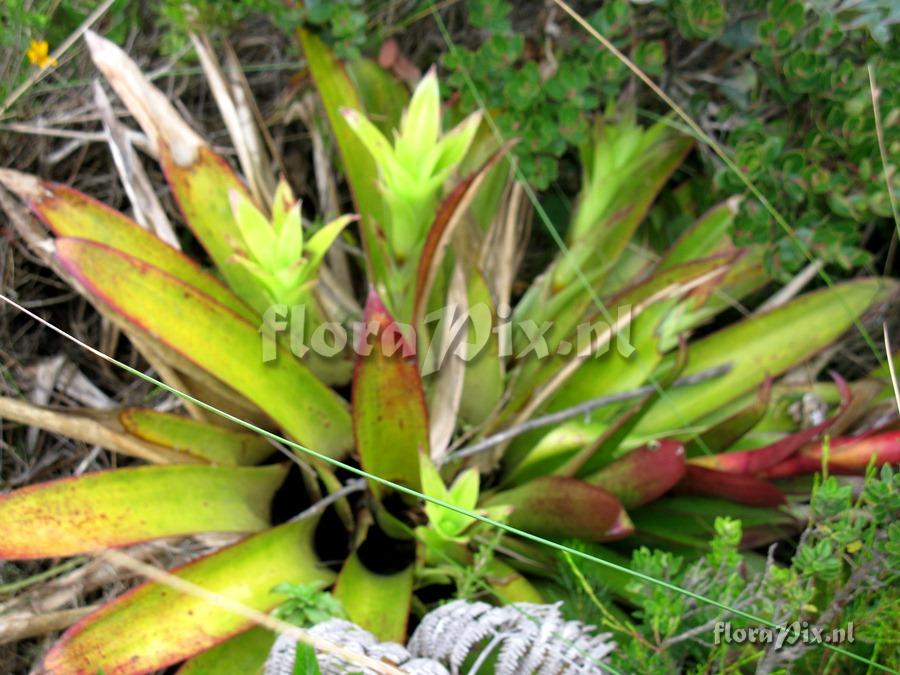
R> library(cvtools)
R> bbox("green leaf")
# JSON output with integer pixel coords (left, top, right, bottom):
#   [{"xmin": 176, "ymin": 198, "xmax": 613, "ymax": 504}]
[
  {"xmin": 177, "ymin": 628, "xmax": 275, "ymax": 675},
  {"xmin": 552, "ymin": 119, "xmax": 693, "ymax": 288},
  {"xmin": 482, "ymin": 476, "xmax": 632, "ymax": 542},
  {"xmin": 420, "ymin": 453, "xmax": 450, "ymax": 505},
  {"xmin": 449, "ymin": 468, "xmax": 480, "ymax": 512},
  {"xmin": 659, "ymin": 199, "xmax": 739, "ymax": 269},
  {"xmin": 631, "ymin": 496, "xmax": 797, "ymax": 552},
  {"xmin": 418, "ymin": 527, "xmax": 543, "ymax": 603},
  {"xmin": 458, "ymin": 271, "xmax": 505, "ymax": 426},
  {"xmin": 333, "ymin": 552, "xmax": 413, "ymax": 643},
  {"xmin": 421, "ymin": 455, "xmax": 480, "ymax": 540},
  {"xmin": 294, "ymin": 643, "xmax": 322, "ymax": 675},
  {"xmin": 229, "ymin": 189, "xmax": 278, "ymax": 269},
  {"xmin": 161, "ymin": 144, "xmax": 273, "ymax": 313},
  {"xmin": 504, "ymin": 253, "xmax": 734, "ymax": 449},
  {"xmin": 302, "ymin": 215, "xmax": 355, "ymax": 276},
  {"xmin": 55, "ymin": 238, "xmax": 353, "ymax": 457},
  {"xmin": 43, "ymin": 519, "xmax": 333, "ymax": 674},
  {"xmin": 119, "ymin": 408, "xmax": 273, "ymax": 466},
  {"xmin": 346, "ymin": 58, "xmax": 409, "ymax": 135},
  {"xmin": 340, "ymin": 107, "xmax": 398, "ymax": 173},
  {"xmin": 272, "ymin": 581, "xmax": 346, "ymax": 627},
  {"xmin": 297, "ymin": 27, "xmax": 388, "ymax": 285},
  {"xmin": 352, "ymin": 290, "xmax": 426, "ymax": 499},
  {"xmin": 0, "ymin": 464, "xmax": 287, "ymax": 559},
  {"xmin": 429, "ymin": 111, "xmax": 483, "ymax": 179},
  {"xmin": 396, "ymin": 68, "xmax": 440, "ymax": 169},
  {"xmin": 411, "ymin": 141, "xmax": 512, "ymax": 324},
  {"xmin": 682, "ymin": 379, "xmax": 772, "ymax": 457},
  {"xmin": 6, "ymin": 176, "xmax": 253, "ymax": 321},
  {"xmin": 636, "ymin": 279, "xmax": 897, "ymax": 436}
]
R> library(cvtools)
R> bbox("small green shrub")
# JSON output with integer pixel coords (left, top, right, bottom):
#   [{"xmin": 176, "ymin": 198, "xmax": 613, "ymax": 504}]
[
  {"xmin": 559, "ymin": 465, "xmax": 900, "ymax": 673},
  {"xmin": 271, "ymin": 582, "xmax": 347, "ymax": 628}
]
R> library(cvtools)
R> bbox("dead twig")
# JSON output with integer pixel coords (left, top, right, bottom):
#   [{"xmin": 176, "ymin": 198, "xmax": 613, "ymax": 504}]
[{"xmin": 0, "ymin": 606, "xmax": 98, "ymax": 645}]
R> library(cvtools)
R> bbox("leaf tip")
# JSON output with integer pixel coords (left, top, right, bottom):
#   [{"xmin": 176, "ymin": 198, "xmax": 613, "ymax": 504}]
[{"xmin": 0, "ymin": 168, "xmax": 50, "ymax": 201}]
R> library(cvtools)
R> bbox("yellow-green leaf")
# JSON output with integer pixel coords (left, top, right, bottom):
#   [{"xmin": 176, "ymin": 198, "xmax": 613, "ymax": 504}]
[
  {"xmin": 177, "ymin": 627, "xmax": 275, "ymax": 675},
  {"xmin": 119, "ymin": 408, "xmax": 273, "ymax": 466},
  {"xmin": 43, "ymin": 518, "xmax": 332, "ymax": 674},
  {"xmin": 0, "ymin": 464, "xmax": 287, "ymax": 559},
  {"xmin": 55, "ymin": 238, "xmax": 353, "ymax": 457},
  {"xmin": 636, "ymin": 279, "xmax": 897, "ymax": 436},
  {"xmin": 459, "ymin": 271, "xmax": 504, "ymax": 426},
  {"xmin": 9, "ymin": 176, "xmax": 254, "ymax": 321},
  {"xmin": 352, "ymin": 290, "xmax": 425, "ymax": 497},
  {"xmin": 333, "ymin": 552, "xmax": 413, "ymax": 643},
  {"xmin": 162, "ymin": 145, "xmax": 272, "ymax": 313},
  {"xmin": 298, "ymin": 27, "xmax": 388, "ymax": 286}
]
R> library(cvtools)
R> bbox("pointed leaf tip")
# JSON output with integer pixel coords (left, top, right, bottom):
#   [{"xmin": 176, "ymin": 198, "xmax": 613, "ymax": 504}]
[{"xmin": 85, "ymin": 30, "xmax": 202, "ymax": 166}]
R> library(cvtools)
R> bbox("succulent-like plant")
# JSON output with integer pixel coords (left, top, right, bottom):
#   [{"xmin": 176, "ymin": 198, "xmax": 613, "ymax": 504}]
[
  {"xmin": 228, "ymin": 178, "xmax": 354, "ymax": 308},
  {"xmin": 343, "ymin": 67, "xmax": 481, "ymax": 265}
]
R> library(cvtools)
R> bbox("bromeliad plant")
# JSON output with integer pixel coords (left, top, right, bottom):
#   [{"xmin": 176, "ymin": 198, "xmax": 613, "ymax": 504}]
[
  {"xmin": 228, "ymin": 178, "xmax": 354, "ymax": 309},
  {"xmin": 342, "ymin": 67, "xmax": 481, "ymax": 267},
  {"xmin": 0, "ymin": 26, "xmax": 897, "ymax": 675}
]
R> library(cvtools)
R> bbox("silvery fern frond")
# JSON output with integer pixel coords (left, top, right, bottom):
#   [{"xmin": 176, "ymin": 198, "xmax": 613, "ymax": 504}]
[
  {"xmin": 264, "ymin": 620, "xmax": 449, "ymax": 675},
  {"xmin": 266, "ymin": 601, "xmax": 615, "ymax": 674},
  {"xmin": 408, "ymin": 600, "xmax": 615, "ymax": 674}
]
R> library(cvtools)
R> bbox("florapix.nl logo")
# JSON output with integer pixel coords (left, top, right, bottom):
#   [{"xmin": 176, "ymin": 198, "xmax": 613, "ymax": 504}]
[{"xmin": 258, "ymin": 302, "xmax": 636, "ymax": 374}]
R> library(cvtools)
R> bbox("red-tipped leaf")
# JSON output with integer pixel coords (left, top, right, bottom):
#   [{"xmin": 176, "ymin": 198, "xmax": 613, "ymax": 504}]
[
  {"xmin": 352, "ymin": 290, "xmax": 426, "ymax": 497},
  {"xmin": 482, "ymin": 476, "xmax": 632, "ymax": 542},
  {"xmin": 761, "ymin": 430, "xmax": 900, "ymax": 478},
  {"xmin": 689, "ymin": 374, "xmax": 851, "ymax": 474},
  {"xmin": 586, "ymin": 440, "xmax": 686, "ymax": 508},
  {"xmin": 675, "ymin": 466, "xmax": 786, "ymax": 507}
]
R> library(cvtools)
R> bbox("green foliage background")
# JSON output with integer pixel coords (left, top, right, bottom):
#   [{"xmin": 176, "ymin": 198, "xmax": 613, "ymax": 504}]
[{"xmin": 3, "ymin": 0, "xmax": 896, "ymax": 276}]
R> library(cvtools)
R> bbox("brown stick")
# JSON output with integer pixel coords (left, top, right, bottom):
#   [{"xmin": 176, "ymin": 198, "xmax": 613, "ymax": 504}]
[
  {"xmin": 0, "ymin": 606, "xmax": 97, "ymax": 644},
  {"xmin": 0, "ymin": 396, "xmax": 193, "ymax": 464}
]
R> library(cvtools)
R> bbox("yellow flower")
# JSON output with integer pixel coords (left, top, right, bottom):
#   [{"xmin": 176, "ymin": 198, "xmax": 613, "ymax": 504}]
[{"xmin": 26, "ymin": 40, "xmax": 58, "ymax": 69}]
